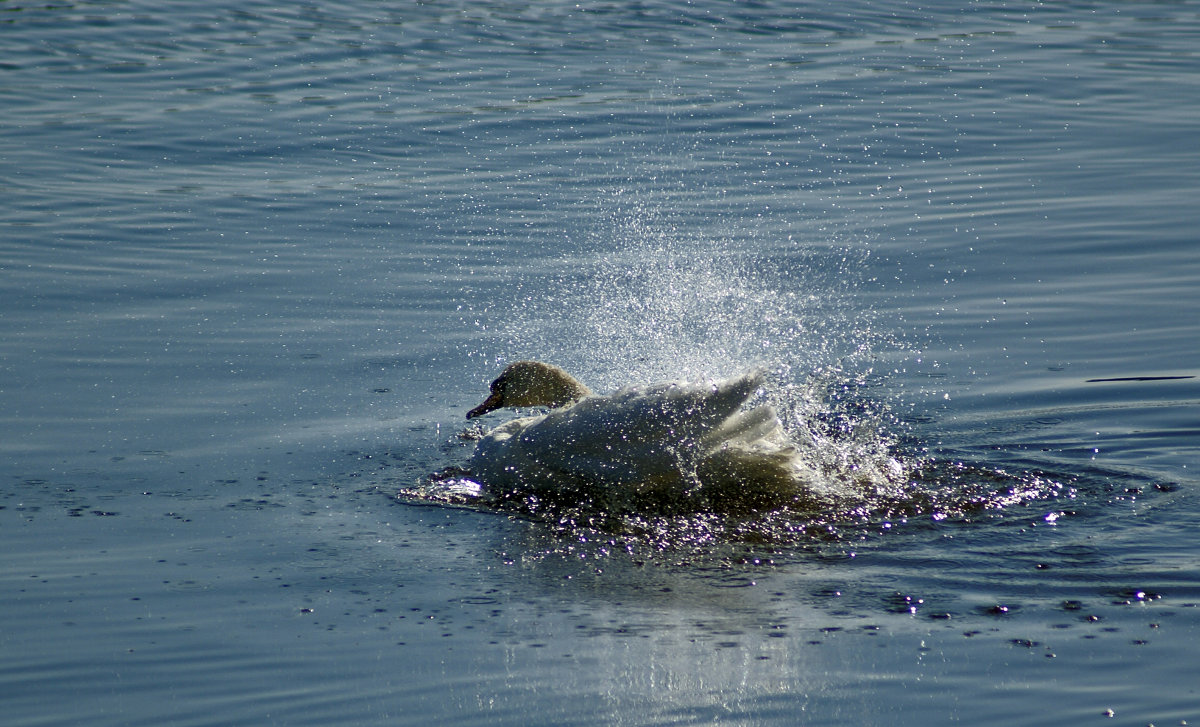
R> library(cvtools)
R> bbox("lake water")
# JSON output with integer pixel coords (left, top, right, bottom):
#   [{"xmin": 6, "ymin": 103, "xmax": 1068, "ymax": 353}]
[{"xmin": 3, "ymin": 1, "xmax": 1198, "ymax": 724}]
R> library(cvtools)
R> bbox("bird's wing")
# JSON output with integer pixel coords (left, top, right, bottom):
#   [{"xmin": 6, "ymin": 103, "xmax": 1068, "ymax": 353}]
[{"xmin": 495, "ymin": 370, "xmax": 768, "ymax": 483}]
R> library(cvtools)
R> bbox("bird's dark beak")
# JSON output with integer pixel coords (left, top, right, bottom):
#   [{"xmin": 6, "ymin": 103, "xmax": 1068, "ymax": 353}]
[{"xmin": 466, "ymin": 390, "xmax": 503, "ymax": 419}]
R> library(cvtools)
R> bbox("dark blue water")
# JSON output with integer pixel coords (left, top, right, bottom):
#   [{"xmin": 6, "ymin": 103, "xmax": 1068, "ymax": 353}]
[{"xmin": 3, "ymin": 2, "xmax": 1198, "ymax": 725}]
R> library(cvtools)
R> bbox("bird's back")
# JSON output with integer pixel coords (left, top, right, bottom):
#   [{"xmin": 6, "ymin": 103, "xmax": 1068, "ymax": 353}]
[{"xmin": 468, "ymin": 369, "xmax": 807, "ymax": 511}]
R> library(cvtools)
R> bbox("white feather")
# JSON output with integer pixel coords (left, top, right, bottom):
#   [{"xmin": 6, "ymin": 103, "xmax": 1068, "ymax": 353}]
[{"xmin": 466, "ymin": 365, "xmax": 812, "ymax": 511}]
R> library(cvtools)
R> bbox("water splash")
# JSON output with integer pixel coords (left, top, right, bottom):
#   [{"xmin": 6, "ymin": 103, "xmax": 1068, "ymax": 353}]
[
  {"xmin": 485, "ymin": 198, "xmax": 878, "ymax": 392},
  {"xmin": 407, "ymin": 196, "xmax": 1075, "ymax": 550},
  {"xmin": 476, "ymin": 196, "xmax": 910, "ymax": 495}
]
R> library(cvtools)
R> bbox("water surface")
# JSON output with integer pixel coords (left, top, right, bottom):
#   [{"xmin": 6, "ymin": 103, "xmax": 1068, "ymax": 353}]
[{"xmin": 3, "ymin": 1, "xmax": 1198, "ymax": 725}]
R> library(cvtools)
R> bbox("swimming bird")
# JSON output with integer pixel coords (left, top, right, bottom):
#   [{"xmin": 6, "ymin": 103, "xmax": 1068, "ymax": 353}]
[{"xmin": 465, "ymin": 361, "xmax": 811, "ymax": 512}]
